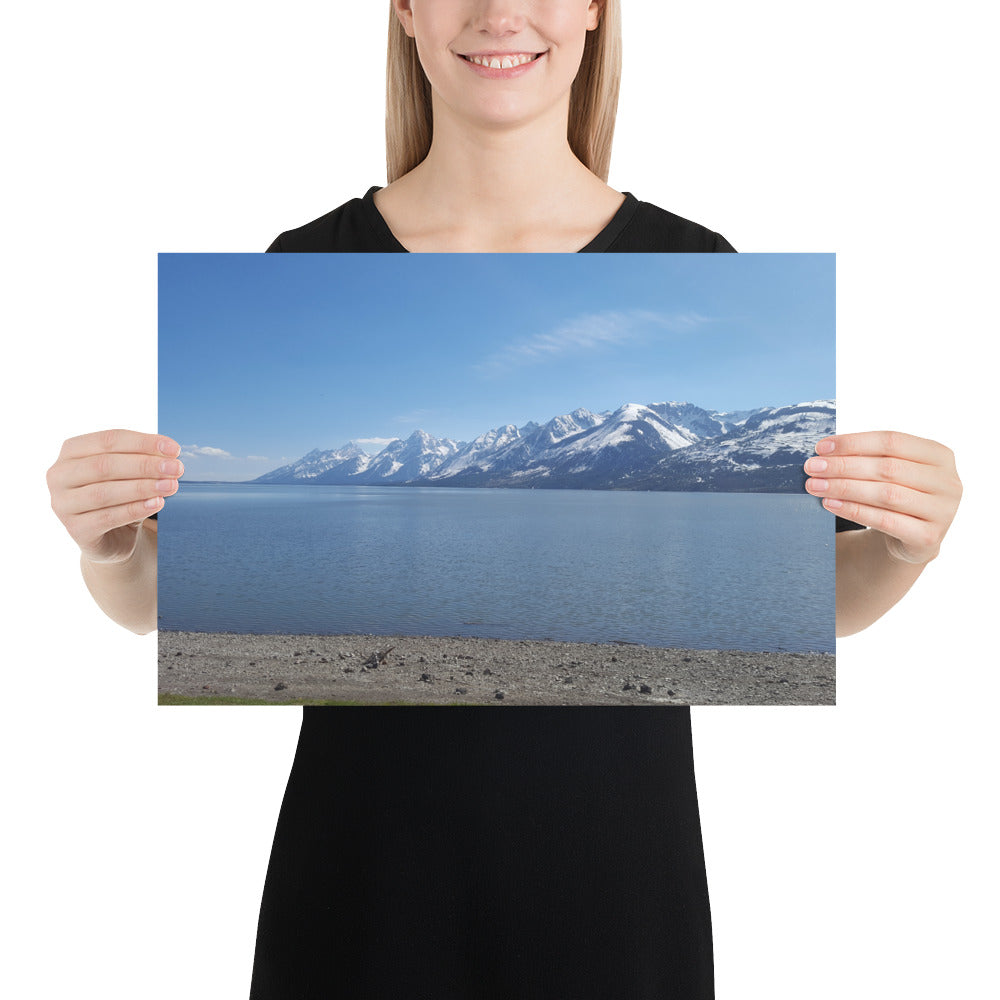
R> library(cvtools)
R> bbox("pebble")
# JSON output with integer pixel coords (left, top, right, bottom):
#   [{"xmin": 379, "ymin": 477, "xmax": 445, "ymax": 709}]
[{"xmin": 158, "ymin": 631, "xmax": 834, "ymax": 706}]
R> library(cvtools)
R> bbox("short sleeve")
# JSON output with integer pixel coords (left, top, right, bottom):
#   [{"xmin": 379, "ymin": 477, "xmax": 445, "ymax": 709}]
[{"xmin": 835, "ymin": 516, "xmax": 865, "ymax": 532}]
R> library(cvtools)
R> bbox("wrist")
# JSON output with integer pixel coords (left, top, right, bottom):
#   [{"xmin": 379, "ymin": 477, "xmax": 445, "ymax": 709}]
[
  {"xmin": 79, "ymin": 522, "xmax": 158, "ymax": 633},
  {"xmin": 79, "ymin": 522, "xmax": 146, "ymax": 567},
  {"xmin": 881, "ymin": 530, "xmax": 939, "ymax": 567}
]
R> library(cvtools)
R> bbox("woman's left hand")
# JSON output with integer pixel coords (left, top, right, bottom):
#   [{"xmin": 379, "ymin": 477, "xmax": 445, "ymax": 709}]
[{"xmin": 803, "ymin": 430, "xmax": 962, "ymax": 564}]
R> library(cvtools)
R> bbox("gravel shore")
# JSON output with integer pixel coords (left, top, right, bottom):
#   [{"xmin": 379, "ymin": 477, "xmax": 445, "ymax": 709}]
[{"xmin": 158, "ymin": 631, "xmax": 834, "ymax": 706}]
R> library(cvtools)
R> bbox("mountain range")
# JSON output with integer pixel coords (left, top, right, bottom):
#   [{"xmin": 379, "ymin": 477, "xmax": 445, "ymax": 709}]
[{"xmin": 252, "ymin": 399, "xmax": 835, "ymax": 493}]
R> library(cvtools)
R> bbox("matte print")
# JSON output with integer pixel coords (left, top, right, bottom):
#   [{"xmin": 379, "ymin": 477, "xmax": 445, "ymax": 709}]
[{"xmin": 158, "ymin": 253, "xmax": 836, "ymax": 706}]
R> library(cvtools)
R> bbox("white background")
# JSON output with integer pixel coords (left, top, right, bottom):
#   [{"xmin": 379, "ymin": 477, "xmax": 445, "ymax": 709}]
[{"xmin": 4, "ymin": 1, "xmax": 996, "ymax": 996}]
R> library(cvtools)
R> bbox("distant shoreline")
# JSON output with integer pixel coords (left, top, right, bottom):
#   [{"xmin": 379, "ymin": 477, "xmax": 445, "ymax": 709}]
[
  {"xmin": 178, "ymin": 480, "xmax": 808, "ymax": 493},
  {"xmin": 158, "ymin": 631, "xmax": 835, "ymax": 707}
]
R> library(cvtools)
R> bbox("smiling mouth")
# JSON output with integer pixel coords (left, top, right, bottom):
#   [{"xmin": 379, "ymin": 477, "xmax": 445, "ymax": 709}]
[{"xmin": 459, "ymin": 52, "xmax": 545, "ymax": 70}]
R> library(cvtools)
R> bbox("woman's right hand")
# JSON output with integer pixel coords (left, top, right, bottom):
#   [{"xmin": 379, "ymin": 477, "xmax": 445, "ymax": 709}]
[{"xmin": 47, "ymin": 430, "xmax": 184, "ymax": 565}]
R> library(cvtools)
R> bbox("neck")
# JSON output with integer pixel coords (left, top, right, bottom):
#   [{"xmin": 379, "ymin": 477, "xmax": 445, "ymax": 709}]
[
  {"xmin": 404, "ymin": 96, "xmax": 597, "ymax": 227},
  {"xmin": 376, "ymin": 92, "xmax": 623, "ymax": 251}
]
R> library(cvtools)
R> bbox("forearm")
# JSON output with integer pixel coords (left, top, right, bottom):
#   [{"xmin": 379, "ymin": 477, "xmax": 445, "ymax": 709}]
[
  {"xmin": 80, "ymin": 522, "xmax": 158, "ymax": 634},
  {"xmin": 835, "ymin": 528, "xmax": 929, "ymax": 637}
]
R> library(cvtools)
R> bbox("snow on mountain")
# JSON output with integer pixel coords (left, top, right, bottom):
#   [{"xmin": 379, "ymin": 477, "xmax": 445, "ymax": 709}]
[
  {"xmin": 354, "ymin": 429, "xmax": 462, "ymax": 483},
  {"xmin": 251, "ymin": 399, "xmax": 836, "ymax": 493},
  {"xmin": 645, "ymin": 401, "xmax": 730, "ymax": 438},
  {"xmin": 559, "ymin": 403, "xmax": 698, "ymax": 456},
  {"xmin": 458, "ymin": 402, "xmax": 706, "ymax": 489},
  {"xmin": 252, "ymin": 441, "xmax": 376, "ymax": 484},
  {"xmin": 626, "ymin": 401, "xmax": 836, "ymax": 492},
  {"xmin": 426, "ymin": 424, "xmax": 524, "ymax": 479},
  {"xmin": 426, "ymin": 408, "xmax": 609, "ymax": 483},
  {"xmin": 537, "ymin": 407, "xmax": 606, "ymax": 445},
  {"xmin": 253, "ymin": 431, "xmax": 462, "ymax": 485}
]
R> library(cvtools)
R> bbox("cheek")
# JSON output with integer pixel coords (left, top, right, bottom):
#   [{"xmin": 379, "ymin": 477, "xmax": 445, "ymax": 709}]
[
  {"xmin": 536, "ymin": 4, "xmax": 592, "ymax": 55},
  {"xmin": 409, "ymin": 25, "xmax": 451, "ymax": 87}
]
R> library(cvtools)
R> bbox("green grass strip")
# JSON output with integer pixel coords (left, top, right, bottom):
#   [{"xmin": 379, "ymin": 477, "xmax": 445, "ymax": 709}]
[{"xmin": 158, "ymin": 693, "xmax": 473, "ymax": 707}]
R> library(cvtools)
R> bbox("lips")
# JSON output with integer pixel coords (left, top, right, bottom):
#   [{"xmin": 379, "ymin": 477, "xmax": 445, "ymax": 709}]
[
  {"xmin": 460, "ymin": 52, "xmax": 543, "ymax": 70},
  {"xmin": 456, "ymin": 50, "xmax": 547, "ymax": 79}
]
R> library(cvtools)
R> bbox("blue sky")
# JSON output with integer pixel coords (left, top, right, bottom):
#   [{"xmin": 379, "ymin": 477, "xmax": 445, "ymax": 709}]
[{"xmin": 159, "ymin": 253, "xmax": 834, "ymax": 481}]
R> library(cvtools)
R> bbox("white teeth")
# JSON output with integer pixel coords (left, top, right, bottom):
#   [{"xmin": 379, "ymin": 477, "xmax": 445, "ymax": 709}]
[{"xmin": 466, "ymin": 53, "xmax": 537, "ymax": 69}]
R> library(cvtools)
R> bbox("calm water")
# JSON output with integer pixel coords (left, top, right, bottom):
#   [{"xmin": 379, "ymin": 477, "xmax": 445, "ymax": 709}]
[{"xmin": 157, "ymin": 484, "xmax": 835, "ymax": 653}]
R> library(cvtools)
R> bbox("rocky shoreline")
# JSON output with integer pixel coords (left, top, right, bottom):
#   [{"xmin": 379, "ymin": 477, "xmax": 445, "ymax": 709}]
[{"xmin": 158, "ymin": 631, "xmax": 834, "ymax": 706}]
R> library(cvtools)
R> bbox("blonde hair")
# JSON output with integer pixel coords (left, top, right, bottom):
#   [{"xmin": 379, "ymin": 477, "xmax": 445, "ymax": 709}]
[{"xmin": 385, "ymin": 1, "xmax": 622, "ymax": 183}]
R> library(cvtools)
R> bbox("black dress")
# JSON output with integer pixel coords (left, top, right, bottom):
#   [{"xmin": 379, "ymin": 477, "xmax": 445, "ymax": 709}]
[
  {"xmin": 267, "ymin": 187, "xmax": 735, "ymax": 255},
  {"xmin": 251, "ymin": 191, "xmax": 733, "ymax": 998}
]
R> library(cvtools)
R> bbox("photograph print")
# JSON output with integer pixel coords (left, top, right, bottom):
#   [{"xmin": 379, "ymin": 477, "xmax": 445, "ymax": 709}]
[{"xmin": 158, "ymin": 252, "xmax": 836, "ymax": 706}]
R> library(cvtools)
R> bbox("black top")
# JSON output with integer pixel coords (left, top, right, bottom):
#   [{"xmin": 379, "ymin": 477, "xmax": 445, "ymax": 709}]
[
  {"xmin": 249, "ymin": 194, "xmax": 850, "ymax": 999},
  {"xmin": 268, "ymin": 186, "xmax": 736, "ymax": 254}
]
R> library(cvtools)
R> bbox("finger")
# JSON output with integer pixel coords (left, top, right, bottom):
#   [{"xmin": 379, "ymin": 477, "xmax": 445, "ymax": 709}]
[
  {"xmin": 803, "ymin": 454, "xmax": 942, "ymax": 493},
  {"xmin": 815, "ymin": 431, "xmax": 955, "ymax": 467},
  {"xmin": 813, "ymin": 498, "xmax": 945, "ymax": 555},
  {"xmin": 58, "ymin": 429, "xmax": 181, "ymax": 462},
  {"xmin": 66, "ymin": 496, "xmax": 166, "ymax": 553},
  {"xmin": 54, "ymin": 452, "xmax": 184, "ymax": 491},
  {"xmin": 804, "ymin": 474, "xmax": 948, "ymax": 521},
  {"xmin": 56, "ymin": 477, "xmax": 181, "ymax": 518}
]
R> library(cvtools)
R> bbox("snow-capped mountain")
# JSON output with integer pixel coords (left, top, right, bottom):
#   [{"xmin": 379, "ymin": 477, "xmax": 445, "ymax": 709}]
[
  {"xmin": 427, "ymin": 423, "xmax": 524, "ymax": 480},
  {"xmin": 254, "ymin": 431, "xmax": 461, "ymax": 485},
  {"xmin": 351, "ymin": 429, "xmax": 462, "ymax": 484},
  {"xmin": 624, "ymin": 401, "xmax": 837, "ymax": 492},
  {"xmin": 253, "ymin": 441, "xmax": 375, "ymax": 484},
  {"xmin": 251, "ymin": 399, "xmax": 835, "ymax": 493},
  {"xmin": 424, "ymin": 407, "xmax": 607, "ymax": 484},
  {"xmin": 426, "ymin": 403, "xmax": 701, "ymax": 488}
]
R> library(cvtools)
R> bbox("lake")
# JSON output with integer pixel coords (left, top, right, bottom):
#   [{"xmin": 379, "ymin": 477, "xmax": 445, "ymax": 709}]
[{"xmin": 157, "ymin": 483, "xmax": 835, "ymax": 654}]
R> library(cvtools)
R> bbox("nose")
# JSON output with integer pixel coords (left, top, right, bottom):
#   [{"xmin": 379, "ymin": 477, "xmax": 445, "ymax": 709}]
[{"xmin": 471, "ymin": 0, "xmax": 527, "ymax": 37}]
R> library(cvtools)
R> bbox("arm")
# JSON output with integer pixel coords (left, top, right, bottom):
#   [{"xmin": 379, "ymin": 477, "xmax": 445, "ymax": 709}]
[
  {"xmin": 803, "ymin": 431, "xmax": 962, "ymax": 637},
  {"xmin": 47, "ymin": 430, "xmax": 184, "ymax": 635},
  {"xmin": 80, "ymin": 518, "xmax": 160, "ymax": 634}
]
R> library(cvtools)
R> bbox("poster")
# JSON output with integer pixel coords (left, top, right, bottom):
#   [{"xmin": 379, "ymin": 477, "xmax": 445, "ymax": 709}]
[{"xmin": 158, "ymin": 252, "xmax": 836, "ymax": 706}]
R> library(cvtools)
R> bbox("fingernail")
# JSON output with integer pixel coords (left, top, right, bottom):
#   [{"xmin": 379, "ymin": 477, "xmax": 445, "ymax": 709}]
[
  {"xmin": 816, "ymin": 439, "xmax": 836, "ymax": 455},
  {"xmin": 155, "ymin": 479, "xmax": 175, "ymax": 492},
  {"xmin": 806, "ymin": 478, "xmax": 829, "ymax": 492},
  {"xmin": 144, "ymin": 496, "xmax": 164, "ymax": 510},
  {"xmin": 158, "ymin": 440, "xmax": 181, "ymax": 457},
  {"xmin": 805, "ymin": 458, "xmax": 827, "ymax": 473},
  {"xmin": 159, "ymin": 460, "xmax": 181, "ymax": 475},
  {"xmin": 823, "ymin": 498, "xmax": 844, "ymax": 510}
]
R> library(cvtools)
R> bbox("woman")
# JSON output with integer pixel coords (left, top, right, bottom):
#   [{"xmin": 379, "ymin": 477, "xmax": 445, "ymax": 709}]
[{"xmin": 46, "ymin": 3, "xmax": 961, "ymax": 996}]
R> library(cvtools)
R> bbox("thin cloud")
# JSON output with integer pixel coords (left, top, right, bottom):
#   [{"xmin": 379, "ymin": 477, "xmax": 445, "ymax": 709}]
[
  {"xmin": 181, "ymin": 444, "xmax": 232, "ymax": 458},
  {"xmin": 475, "ymin": 310, "xmax": 709, "ymax": 375},
  {"xmin": 181, "ymin": 445, "xmax": 271, "ymax": 462}
]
